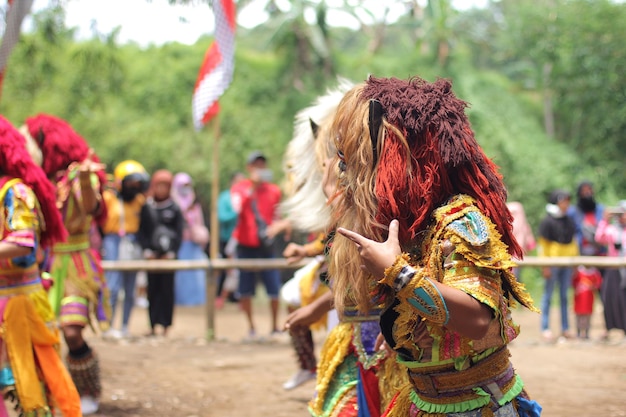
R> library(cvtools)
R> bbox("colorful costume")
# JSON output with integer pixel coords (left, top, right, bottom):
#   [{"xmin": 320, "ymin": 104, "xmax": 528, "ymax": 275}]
[
  {"xmin": 329, "ymin": 77, "xmax": 542, "ymax": 417},
  {"xmin": 379, "ymin": 195, "xmax": 538, "ymax": 416},
  {"xmin": 282, "ymin": 82, "xmax": 406, "ymax": 415},
  {"xmin": 280, "ymin": 86, "xmax": 349, "ymax": 391},
  {"xmin": 311, "ymin": 298, "xmax": 404, "ymax": 417},
  {"xmin": 24, "ymin": 114, "xmax": 110, "ymax": 414},
  {"xmin": 0, "ymin": 117, "xmax": 80, "ymax": 417}
]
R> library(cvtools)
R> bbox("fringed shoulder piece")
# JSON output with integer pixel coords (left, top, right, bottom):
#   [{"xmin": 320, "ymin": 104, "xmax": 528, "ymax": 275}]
[{"xmin": 433, "ymin": 195, "xmax": 537, "ymax": 312}]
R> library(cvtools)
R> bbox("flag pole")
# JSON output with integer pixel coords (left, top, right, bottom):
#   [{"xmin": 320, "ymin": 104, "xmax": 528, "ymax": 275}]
[
  {"xmin": 193, "ymin": 0, "xmax": 236, "ymax": 341},
  {"xmin": 209, "ymin": 117, "xmax": 221, "ymax": 262},
  {"xmin": 205, "ymin": 115, "xmax": 221, "ymax": 342}
]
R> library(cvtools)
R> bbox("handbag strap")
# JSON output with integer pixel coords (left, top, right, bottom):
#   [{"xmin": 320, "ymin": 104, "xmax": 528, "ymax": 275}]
[
  {"xmin": 250, "ymin": 198, "xmax": 267, "ymax": 230},
  {"xmin": 118, "ymin": 197, "xmax": 126, "ymax": 237},
  {"xmin": 145, "ymin": 198, "xmax": 160, "ymax": 227}
]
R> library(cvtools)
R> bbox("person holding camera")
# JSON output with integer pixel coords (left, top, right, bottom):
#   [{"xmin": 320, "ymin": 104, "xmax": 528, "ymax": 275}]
[
  {"xmin": 594, "ymin": 201, "xmax": 626, "ymax": 342},
  {"xmin": 230, "ymin": 151, "xmax": 282, "ymax": 341},
  {"xmin": 138, "ymin": 170, "xmax": 184, "ymax": 337}
]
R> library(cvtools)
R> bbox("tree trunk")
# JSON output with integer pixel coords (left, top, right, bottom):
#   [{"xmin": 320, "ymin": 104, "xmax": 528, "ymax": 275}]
[{"xmin": 542, "ymin": 62, "xmax": 555, "ymax": 138}]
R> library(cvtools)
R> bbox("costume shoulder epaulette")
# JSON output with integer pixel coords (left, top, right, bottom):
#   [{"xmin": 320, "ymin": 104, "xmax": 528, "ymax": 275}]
[{"xmin": 446, "ymin": 210, "xmax": 490, "ymax": 247}]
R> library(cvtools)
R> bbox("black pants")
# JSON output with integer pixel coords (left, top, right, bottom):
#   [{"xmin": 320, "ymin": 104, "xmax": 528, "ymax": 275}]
[
  {"xmin": 147, "ymin": 272, "xmax": 175, "ymax": 329},
  {"xmin": 216, "ymin": 240, "xmax": 228, "ymax": 296}
]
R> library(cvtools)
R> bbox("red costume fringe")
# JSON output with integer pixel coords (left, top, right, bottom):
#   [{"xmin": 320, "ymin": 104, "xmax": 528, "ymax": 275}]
[
  {"xmin": 0, "ymin": 116, "xmax": 67, "ymax": 246},
  {"xmin": 361, "ymin": 76, "xmax": 522, "ymax": 259}
]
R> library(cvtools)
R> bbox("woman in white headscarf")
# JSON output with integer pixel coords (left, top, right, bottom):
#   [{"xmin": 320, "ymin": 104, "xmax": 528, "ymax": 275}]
[{"xmin": 171, "ymin": 172, "xmax": 209, "ymax": 305}]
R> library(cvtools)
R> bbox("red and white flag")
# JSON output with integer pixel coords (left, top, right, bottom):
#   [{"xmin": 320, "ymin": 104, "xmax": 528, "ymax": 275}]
[
  {"xmin": 0, "ymin": 0, "xmax": 35, "ymax": 99},
  {"xmin": 192, "ymin": 0, "xmax": 236, "ymax": 131}
]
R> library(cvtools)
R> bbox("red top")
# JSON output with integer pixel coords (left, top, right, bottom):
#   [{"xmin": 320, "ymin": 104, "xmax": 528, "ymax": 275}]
[
  {"xmin": 231, "ymin": 179, "xmax": 281, "ymax": 247},
  {"xmin": 572, "ymin": 266, "xmax": 602, "ymax": 315}
]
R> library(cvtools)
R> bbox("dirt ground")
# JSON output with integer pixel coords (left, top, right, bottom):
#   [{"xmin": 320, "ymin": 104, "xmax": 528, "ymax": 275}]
[{"xmin": 79, "ymin": 295, "xmax": 626, "ymax": 417}]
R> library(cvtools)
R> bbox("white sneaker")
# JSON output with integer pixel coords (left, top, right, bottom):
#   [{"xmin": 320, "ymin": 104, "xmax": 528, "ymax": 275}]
[
  {"xmin": 282, "ymin": 369, "xmax": 316, "ymax": 390},
  {"xmin": 120, "ymin": 326, "xmax": 131, "ymax": 338},
  {"xmin": 102, "ymin": 328, "xmax": 122, "ymax": 340},
  {"xmin": 80, "ymin": 396, "xmax": 100, "ymax": 415},
  {"xmin": 135, "ymin": 296, "xmax": 149, "ymax": 308}
]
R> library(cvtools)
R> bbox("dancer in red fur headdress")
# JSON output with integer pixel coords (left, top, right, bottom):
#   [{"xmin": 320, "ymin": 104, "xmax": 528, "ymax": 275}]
[
  {"xmin": 329, "ymin": 76, "xmax": 542, "ymax": 417},
  {"xmin": 0, "ymin": 116, "xmax": 81, "ymax": 417},
  {"xmin": 23, "ymin": 114, "xmax": 110, "ymax": 415}
]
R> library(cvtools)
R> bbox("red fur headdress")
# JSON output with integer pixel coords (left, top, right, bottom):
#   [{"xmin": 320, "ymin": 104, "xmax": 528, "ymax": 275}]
[
  {"xmin": 361, "ymin": 76, "xmax": 521, "ymax": 258},
  {"xmin": 330, "ymin": 76, "xmax": 522, "ymax": 314},
  {"xmin": 0, "ymin": 116, "xmax": 66, "ymax": 246},
  {"xmin": 25, "ymin": 114, "xmax": 108, "ymax": 223}
]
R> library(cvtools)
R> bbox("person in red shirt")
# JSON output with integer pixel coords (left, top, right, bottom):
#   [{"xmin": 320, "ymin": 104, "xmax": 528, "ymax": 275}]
[{"xmin": 231, "ymin": 151, "xmax": 282, "ymax": 340}]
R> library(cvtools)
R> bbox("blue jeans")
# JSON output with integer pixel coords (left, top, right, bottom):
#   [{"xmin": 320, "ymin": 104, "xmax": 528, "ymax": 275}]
[
  {"xmin": 236, "ymin": 245, "xmax": 281, "ymax": 298},
  {"xmin": 102, "ymin": 234, "xmax": 138, "ymax": 328},
  {"xmin": 541, "ymin": 266, "xmax": 572, "ymax": 332}
]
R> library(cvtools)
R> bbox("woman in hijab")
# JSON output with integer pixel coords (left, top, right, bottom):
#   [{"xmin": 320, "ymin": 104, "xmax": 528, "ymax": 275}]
[
  {"xmin": 171, "ymin": 172, "xmax": 209, "ymax": 306},
  {"xmin": 137, "ymin": 170, "xmax": 185, "ymax": 336}
]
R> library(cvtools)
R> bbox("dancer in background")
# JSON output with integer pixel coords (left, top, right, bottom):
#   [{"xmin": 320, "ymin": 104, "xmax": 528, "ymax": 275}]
[
  {"xmin": 23, "ymin": 114, "xmax": 110, "ymax": 414},
  {"xmin": 0, "ymin": 116, "xmax": 81, "ymax": 417},
  {"xmin": 278, "ymin": 85, "xmax": 349, "ymax": 391},
  {"xmin": 282, "ymin": 81, "xmax": 407, "ymax": 417}
]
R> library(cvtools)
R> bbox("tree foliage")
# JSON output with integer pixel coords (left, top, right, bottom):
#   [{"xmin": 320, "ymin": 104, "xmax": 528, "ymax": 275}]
[{"xmin": 0, "ymin": 0, "xmax": 623, "ymax": 230}]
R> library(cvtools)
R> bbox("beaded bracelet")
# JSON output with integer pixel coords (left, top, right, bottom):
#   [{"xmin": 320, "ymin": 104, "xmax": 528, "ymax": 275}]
[{"xmin": 381, "ymin": 253, "xmax": 411, "ymax": 287}]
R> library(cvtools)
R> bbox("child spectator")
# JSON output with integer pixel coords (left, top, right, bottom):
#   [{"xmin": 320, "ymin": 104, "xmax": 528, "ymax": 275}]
[{"xmin": 572, "ymin": 266, "xmax": 602, "ymax": 340}]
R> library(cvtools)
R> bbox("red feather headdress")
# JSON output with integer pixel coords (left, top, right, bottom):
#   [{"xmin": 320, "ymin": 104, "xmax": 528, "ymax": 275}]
[{"xmin": 25, "ymin": 114, "xmax": 108, "ymax": 224}]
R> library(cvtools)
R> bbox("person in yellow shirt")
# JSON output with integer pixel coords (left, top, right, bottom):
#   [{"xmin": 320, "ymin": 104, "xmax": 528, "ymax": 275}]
[
  {"xmin": 537, "ymin": 189, "xmax": 579, "ymax": 342},
  {"xmin": 100, "ymin": 160, "xmax": 149, "ymax": 338}
]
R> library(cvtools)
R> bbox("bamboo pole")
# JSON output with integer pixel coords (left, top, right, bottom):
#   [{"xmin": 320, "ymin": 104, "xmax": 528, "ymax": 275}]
[
  {"xmin": 101, "ymin": 255, "xmax": 626, "ymax": 339},
  {"xmin": 205, "ymin": 117, "xmax": 222, "ymax": 341}
]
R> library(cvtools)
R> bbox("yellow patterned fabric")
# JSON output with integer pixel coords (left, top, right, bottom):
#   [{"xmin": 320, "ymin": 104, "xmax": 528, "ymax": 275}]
[
  {"xmin": 310, "ymin": 318, "xmax": 407, "ymax": 417},
  {"xmin": 4, "ymin": 294, "xmax": 81, "ymax": 417},
  {"xmin": 46, "ymin": 171, "xmax": 111, "ymax": 331},
  {"xmin": 310, "ymin": 322, "xmax": 354, "ymax": 416},
  {"xmin": 1, "ymin": 178, "xmax": 81, "ymax": 416},
  {"xmin": 381, "ymin": 195, "xmax": 538, "ymax": 416},
  {"xmin": 298, "ymin": 260, "xmax": 329, "ymax": 331}
]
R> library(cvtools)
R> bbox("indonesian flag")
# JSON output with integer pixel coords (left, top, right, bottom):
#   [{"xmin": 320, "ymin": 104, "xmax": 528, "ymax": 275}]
[
  {"xmin": 0, "ymin": 0, "xmax": 35, "ymax": 99},
  {"xmin": 192, "ymin": 0, "xmax": 236, "ymax": 131}
]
